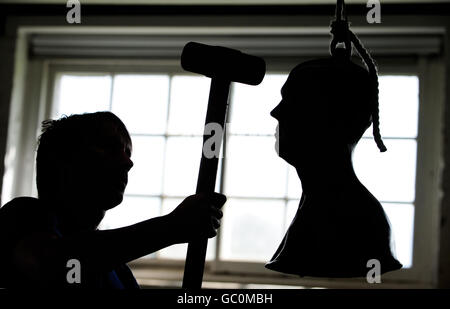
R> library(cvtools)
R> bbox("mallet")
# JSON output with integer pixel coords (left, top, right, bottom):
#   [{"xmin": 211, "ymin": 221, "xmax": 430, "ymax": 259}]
[{"xmin": 180, "ymin": 42, "xmax": 266, "ymax": 289}]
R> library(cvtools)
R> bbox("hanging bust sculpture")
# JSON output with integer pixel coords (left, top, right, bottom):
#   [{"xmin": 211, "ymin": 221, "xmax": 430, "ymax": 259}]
[{"xmin": 265, "ymin": 2, "xmax": 402, "ymax": 277}]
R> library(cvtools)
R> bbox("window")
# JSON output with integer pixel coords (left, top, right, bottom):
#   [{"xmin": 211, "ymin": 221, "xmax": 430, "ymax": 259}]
[
  {"xmin": 2, "ymin": 26, "xmax": 443, "ymax": 288},
  {"xmin": 51, "ymin": 71, "xmax": 418, "ymax": 269},
  {"xmin": 354, "ymin": 76, "xmax": 418, "ymax": 269}
]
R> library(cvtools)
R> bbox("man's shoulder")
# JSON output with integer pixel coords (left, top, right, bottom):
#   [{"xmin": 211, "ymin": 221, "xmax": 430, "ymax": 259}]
[
  {"xmin": 1, "ymin": 196, "xmax": 40, "ymax": 211},
  {"xmin": 0, "ymin": 197, "xmax": 42, "ymax": 220},
  {"xmin": 0, "ymin": 197, "xmax": 57, "ymax": 288},
  {"xmin": 0, "ymin": 197, "xmax": 53, "ymax": 235}
]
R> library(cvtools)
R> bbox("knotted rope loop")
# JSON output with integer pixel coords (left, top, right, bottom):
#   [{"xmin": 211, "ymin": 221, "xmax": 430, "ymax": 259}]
[
  {"xmin": 330, "ymin": 19, "xmax": 352, "ymax": 59},
  {"xmin": 328, "ymin": 0, "xmax": 387, "ymax": 152}
]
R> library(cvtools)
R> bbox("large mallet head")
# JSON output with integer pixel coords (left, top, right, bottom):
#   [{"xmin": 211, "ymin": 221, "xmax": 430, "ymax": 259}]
[{"xmin": 181, "ymin": 42, "xmax": 266, "ymax": 85}]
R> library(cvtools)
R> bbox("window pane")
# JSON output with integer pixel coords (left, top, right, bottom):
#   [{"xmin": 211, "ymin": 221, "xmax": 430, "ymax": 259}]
[
  {"xmin": 167, "ymin": 75, "xmax": 211, "ymax": 135},
  {"xmin": 224, "ymin": 136, "xmax": 287, "ymax": 198},
  {"xmin": 126, "ymin": 136, "xmax": 165, "ymax": 195},
  {"xmin": 353, "ymin": 139, "xmax": 417, "ymax": 202},
  {"xmin": 160, "ymin": 197, "xmax": 183, "ymax": 216},
  {"xmin": 220, "ymin": 198, "xmax": 285, "ymax": 262},
  {"xmin": 111, "ymin": 74, "xmax": 169, "ymax": 134},
  {"xmin": 229, "ymin": 74, "xmax": 287, "ymax": 135},
  {"xmin": 286, "ymin": 199, "xmax": 301, "ymax": 230},
  {"xmin": 100, "ymin": 196, "xmax": 161, "ymax": 230},
  {"xmin": 287, "ymin": 166, "xmax": 302, "ymax": 199},
  {"xmin": 381, "ymin": 203, "xmax": 415, "ymax": 268},
  {"xmin": 54, "ymin": 74, "xmax": 112, "ymax": 118},
  {"xmin": 364, "ymin": 75, "xmax": 419, "ymax": 138},
  {"xmin": 163, "ymin": 137, "xmax": 202, "ymax": 196},
  {"xmin": 159, "ymin": 198, "xmax": 215, "ymax": 260}
]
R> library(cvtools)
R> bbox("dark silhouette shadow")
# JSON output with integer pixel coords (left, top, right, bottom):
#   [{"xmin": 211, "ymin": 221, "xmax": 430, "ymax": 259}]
[
  {"xmin": 265, "ymin": 51, "xmax": 403, "ymax": 277},
  {"xmin": 0, "ymin": 111, "xmax": 225, "ymax": 288}
]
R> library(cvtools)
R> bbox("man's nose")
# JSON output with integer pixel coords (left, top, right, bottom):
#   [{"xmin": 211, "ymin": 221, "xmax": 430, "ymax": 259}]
[
  {"xmin": 127, "ymin": 159, "xmax": 134, "ymax": 171},
  {"xmin": 271, "ymin": 102, "xmax": 282, "ymax": 120},
  {"xmin": 121, "ymin": 153, "xmax": 133, "ymax": 171},
  {"xmin": 125, "ymin": 157, "xmax": 134, "ymax": 172}
]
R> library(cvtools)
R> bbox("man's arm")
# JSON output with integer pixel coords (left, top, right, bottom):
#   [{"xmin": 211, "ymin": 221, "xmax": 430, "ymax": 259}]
[{"xmin": 12, "ymin": 193, "xmax": 225, "ymax": 283}]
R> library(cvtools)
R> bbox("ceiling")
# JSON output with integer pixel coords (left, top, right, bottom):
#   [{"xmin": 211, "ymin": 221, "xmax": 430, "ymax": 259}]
[{"xmin": 0, "ymin": 0, "xmax": 448, "ymax": 5}]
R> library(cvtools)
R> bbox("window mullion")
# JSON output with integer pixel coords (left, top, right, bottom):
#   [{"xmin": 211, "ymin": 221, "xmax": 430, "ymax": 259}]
[
  {"xmin": 108, "ymin": 73, "xmax": 115, "ymax": 111},
  {"xmin": 213, "ymin": 83, "xmax": 235, "ymax": 265},
  {"xmin": 155, "ymin": 74, "xmax": 173, "ymax": 259}
]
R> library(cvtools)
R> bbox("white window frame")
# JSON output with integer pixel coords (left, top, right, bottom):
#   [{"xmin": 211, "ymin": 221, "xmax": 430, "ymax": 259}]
[{"xmin": 2, "ymin": 28, "xmax": 444, "ymax": 288}]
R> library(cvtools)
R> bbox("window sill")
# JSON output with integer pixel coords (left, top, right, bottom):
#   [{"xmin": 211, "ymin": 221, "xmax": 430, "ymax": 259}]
[{"xmin": 129, "ymin": 260, "xmax": 433, "ymax": 289}]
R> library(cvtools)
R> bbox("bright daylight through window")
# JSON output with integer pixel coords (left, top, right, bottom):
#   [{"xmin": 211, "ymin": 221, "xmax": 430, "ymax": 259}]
[{"xmin": 52, "ymin": 72, "xmax": 418, "ymax": 268}]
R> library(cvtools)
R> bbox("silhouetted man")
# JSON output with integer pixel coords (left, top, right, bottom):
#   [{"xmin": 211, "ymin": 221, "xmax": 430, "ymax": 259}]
[
  {"xmin": 0, "ymin": 112, "xmax": 225, "ymax": 288},
  {"xmin": 265, "ymin": 52, "xmax": 402, "ymax": 277}
]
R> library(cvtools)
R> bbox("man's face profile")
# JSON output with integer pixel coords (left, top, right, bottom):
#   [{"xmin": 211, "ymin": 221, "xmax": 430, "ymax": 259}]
[
  {"xmin": 271, "ymin": 75, "xmax": 327, "ymax": 165},
  {"xmin": 66, "ymin": 121, "xmax": 134, "ymax": 212}
]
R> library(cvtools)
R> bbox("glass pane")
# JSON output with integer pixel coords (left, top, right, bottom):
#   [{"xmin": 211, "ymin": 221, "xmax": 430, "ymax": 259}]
[
  {"xmin": 353, "ymin": 139, "xmax": 417, "ymax": 202},
  {"xmin": 111, "ymin": 74, "xmax": 169, "ymax": 134},
  {"xmin": 159, "ymin": 198, "xmax": 215, "ymax": 261},
  {"xmin": 126, "ymin": 136, "xmax": 165, "ymax": 195},
  {"xmin": 286, "ymin": 199, "xmax": 301, "ymax": 231},
  {"xmin": 364, "ymin": 75, "xmax": 419, "ymax": 138},
  {"xmin": 381, "ymin": 203, "xmax": 415, "ymax": 268},
  {"xmin": 229, "ymin": 74, "xmax": 288, "ymax": 135},
  {"xmin": 220, "ymin": 198, "xmax": 285, "ymax": 262},
  {"xmin": 163, "ymin": 137, "xmax": 203, "ymax": 196},
  {"xmin": 224, "ymin": 136, "xmax": 287, "ymax": 198},
  {"xmin": 287, "ymin": 166, "xmax": 302, "ymax": 199},
  {"xmin": 167, "ymin": 75, "xmax": 211, "ymax": 135},
  {"xmin": 100, "ymin": 196, "xmax": 161, "ymax": 230},
  {"xmin": 160, "ymin": 197, "xmax": 183, "ymax": 216},
  {"xmin": 54, "ymin": 74, "xmax": 112, "ymax": 118}
]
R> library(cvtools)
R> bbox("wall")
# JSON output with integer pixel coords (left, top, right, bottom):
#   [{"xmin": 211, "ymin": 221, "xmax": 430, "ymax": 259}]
[
  {"xmin": 439, "ymin": 31, "xmax": 450, "ymax": 288},
  {"xmin": 0, "ymin": 29, "xmax": 16, "ymax": 207}
]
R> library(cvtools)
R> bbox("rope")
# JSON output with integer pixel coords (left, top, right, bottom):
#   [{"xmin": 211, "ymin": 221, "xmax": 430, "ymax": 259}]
[
  {"xmin": 330, "ymin": 0, "xmax": 387, "ymax": 152},
  {"xmin": 330, "ymin": 0, "xmax": 350, "ymax": 58},
  {"xmin": 349, "ymin": 32, "xmax": 387, "ymax": 152}
]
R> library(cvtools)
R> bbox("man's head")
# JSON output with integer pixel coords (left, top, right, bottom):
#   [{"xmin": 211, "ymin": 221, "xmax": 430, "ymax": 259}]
[
  {"xmin": 271, "ymin": 56, "xmax": 373, "ymax": 166},
  {"xmin": 36, "ymin": 112, "xmax": 133, "ymax": 213}
]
